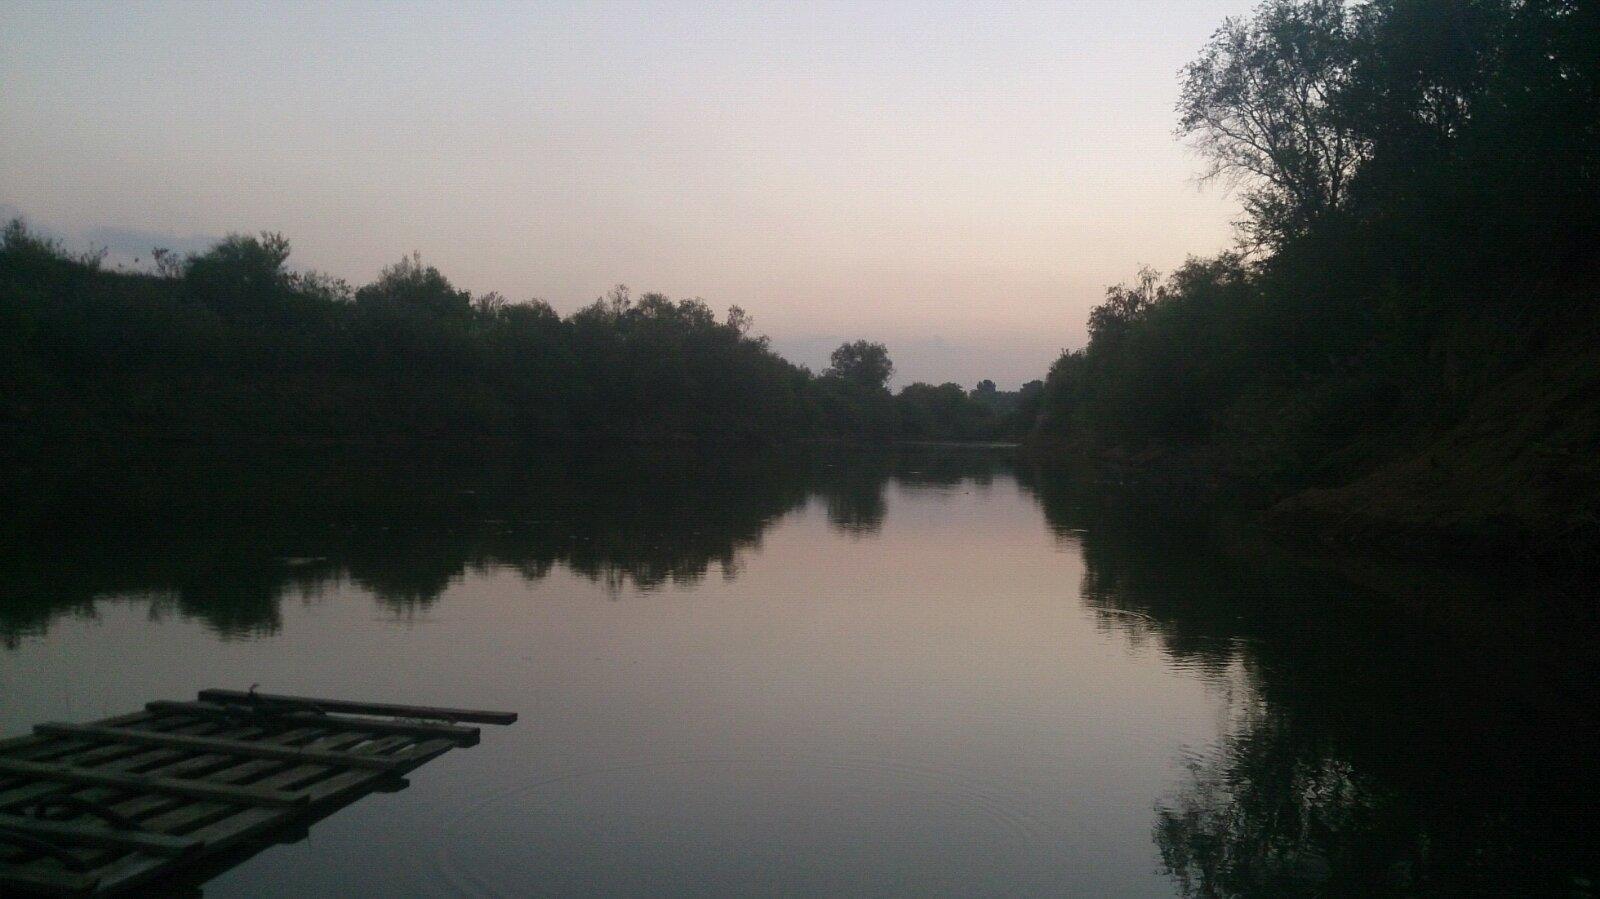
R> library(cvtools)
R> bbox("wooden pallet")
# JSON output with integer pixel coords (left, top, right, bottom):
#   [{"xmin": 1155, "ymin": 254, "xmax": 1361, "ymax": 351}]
[{"xmin": 0, "ymin": 689, "xmax": 516, "ymax": 895}]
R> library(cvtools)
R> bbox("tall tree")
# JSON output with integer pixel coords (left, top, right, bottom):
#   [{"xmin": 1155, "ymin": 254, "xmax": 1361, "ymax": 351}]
[
  {"xmin": 183, "ymin": 232, "xmax": 292, "ymax": 313},
  {"xmin": 826, "ymin": 340, "xmax": 894, "ymax": 391},
  {"xmin": 355, "ymin": 252, "xmax": 472, "ymax": 318},
  {"xmin": 1178, "ymin": 0, "xmax": 1366, "ymax": 248}
]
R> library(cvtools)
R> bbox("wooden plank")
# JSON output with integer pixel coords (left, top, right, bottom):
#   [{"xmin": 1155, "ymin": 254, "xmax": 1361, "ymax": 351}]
[
  {"xmin": 198, "ymin": 689, "xmax": 518, "ymax": 725},
  {"xmin": 148, "ymin": 701, "xmax": 481, "ymax": 746},
  {"xmin": 2, "ymin": 712, "xmax": 190, "ymax": 770},
  {"xmin": 33, "ymin": 724, "xmax": 405, "ymax": 772},
  {"xmin": 205, "ymin": 734, "xmax": 413, "ymax": 812},
  {"xmin": 0, "ymin": 711, "xmax": 155, "ymax": 758},
  {"xmin": 0, "ymin": 721, "xmax": 265, "ymax": 811},
  {"xmin": 387, "ymin": 737, "xmax": 458, "ymax": 770},
  {"xmin": 5, "ymin": 727, "xmax": 337, "ymax": 884},
  {"xmin": 0, "ymin": 722, "xmax": 283, "ymax": 847},
  {"xmin": 112, "ymin": 730, "xmax": 383, "ymax": 834},
  {"xmin": 0, "ymin": 812, "xmax": 199, "ymax": 858},
  {"xmin": 76, "ymin": 727, "xmax": 339, "ymax": 842},
  {"xmin": 5, "ymin": 692, "xmax": 503, "ymax": 894},
  {"xmin": 88, "ymin": 733, "xmax": 418, "ymax": 894},
  {"xmin": 15, "ymin": 717, "xmax": 262, "ymax": 775},
  {"xmin": 0, "ymin": 760, "xmax": 307, "ymax": 809}
]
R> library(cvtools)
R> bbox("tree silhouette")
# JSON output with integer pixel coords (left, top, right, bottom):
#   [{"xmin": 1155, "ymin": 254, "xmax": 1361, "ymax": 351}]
[
  {"xmin": 1178, "ymin": 0, "xmax": 1366, "ymax": 249},
  {"xmin": 826, "ymin": 340, "xmax": 894, "ymax": 391},
  {"xmin": 355, "ymin": 252, "xmax": 472, "ymax": 318}
]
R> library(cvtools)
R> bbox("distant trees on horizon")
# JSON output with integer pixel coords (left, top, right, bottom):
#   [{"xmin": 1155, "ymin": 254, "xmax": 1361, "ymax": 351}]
[
  {"xmin": 0, "ymin": 221, "xmax": 1033, "ymax": 440},
  {"xmin": 11, "ymin": 0, "xmax": 1586, "ymax": 464}
]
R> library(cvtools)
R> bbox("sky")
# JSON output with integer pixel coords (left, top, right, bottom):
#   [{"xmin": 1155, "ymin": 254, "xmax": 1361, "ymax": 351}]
[{"xmin": 1, "ymin": 0, "xmax": 1254, "ymax": 388}]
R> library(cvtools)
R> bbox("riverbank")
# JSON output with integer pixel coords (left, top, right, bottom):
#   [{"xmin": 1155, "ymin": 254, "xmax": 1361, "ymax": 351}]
[{"xmin": 1024, "ymin": 424, "xmax": 1600, "ymax": 566}]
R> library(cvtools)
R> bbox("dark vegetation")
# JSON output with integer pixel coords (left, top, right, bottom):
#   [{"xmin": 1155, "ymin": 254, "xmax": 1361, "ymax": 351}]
[
  {"xmin": 0, "ymin": 440, "xmax": 1011, "ymax": 643},
  {"xmin": 1030, "ymin": 489, "xmax": 1599, "ymax": 894},
  {"xmin": 3, "ymin": 0, "xmax": 1592, "ymax": 557},
  {"xmin": 1038, "ymin": 0, "xmax": 1600, "ymax": 559},
  {"xmin": 0, "ymin": 230, "xmax": 1027, "ymax": 441}
]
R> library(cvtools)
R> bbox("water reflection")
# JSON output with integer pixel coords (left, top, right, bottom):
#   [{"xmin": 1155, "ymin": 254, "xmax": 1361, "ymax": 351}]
[
  {"xmin": 3, "ymin": 443, "xmax": 1596, "ymax": 895},
  {"xmin": 0, "ymin": 442, "xmax": 1011, "ymax": 643},
  {"xmin": 1032, "ymin": 488, "xmax": 1600, "ymax": 895}
]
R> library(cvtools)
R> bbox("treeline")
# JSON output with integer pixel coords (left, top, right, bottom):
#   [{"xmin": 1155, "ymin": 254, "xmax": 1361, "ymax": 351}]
[
  {"xmin": 0, "ymin": 225, "xmax": 1034, "ymax": 440},
  {"xmin": 1036, "ymin": 0, "xmax": 1600, "ymax": 554}
]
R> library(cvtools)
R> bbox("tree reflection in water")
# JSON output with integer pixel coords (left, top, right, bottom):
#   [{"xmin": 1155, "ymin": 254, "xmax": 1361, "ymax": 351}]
[
  {"xmin": 1027, "ymin": 483, "xmax": 1600, "ymax": 896},
  {"xmin": 4, "ymin": 442, "xmax": 1596, "ymax": 894},
  {"xmin": 0, "ymin": 441, "xmax": 1008, "ymax": 643}
]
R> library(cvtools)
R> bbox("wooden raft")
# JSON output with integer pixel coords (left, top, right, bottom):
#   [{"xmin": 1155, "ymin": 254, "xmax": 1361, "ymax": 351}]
[{"xmin": 0, "ymin": 689, "xmax": 516, "ymax": 895}]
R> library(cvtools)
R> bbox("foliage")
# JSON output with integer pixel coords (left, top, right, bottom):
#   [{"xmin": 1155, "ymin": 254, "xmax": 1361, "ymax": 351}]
[
  {"xmin": 356, "ymin": 252, "xmax": 472, "ymax": 318},
  {"xmin": 825, "ymin": 340, "xmax": 895, "ymax": 390},
  {"xmin": 0, "ymin": 226, "xmax": 1023, "ymax": 440},
  {"xmin": 1042, "ymin": 0, "xmax": 1600, "ymax": 477},
  {"xmin": 182, "ymin": 232, "xmax": 292, "ymax": 314},
  {"xmin": 1179, "ymin": 0, "xmax": 1365, "ymax": 249},
  {"xmin": 895, "ymin": 382, "xmax": 994, "ymax": 439}
]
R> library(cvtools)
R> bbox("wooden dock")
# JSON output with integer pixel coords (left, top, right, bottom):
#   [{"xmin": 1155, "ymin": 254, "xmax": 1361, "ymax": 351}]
[{"xmin": 0, "ymin": 689, "xmax": 516, "ymax": 895}]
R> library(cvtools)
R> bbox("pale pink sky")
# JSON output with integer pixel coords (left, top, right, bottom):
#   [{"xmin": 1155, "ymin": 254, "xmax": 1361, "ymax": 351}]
[{"xmin": 1, "ymin": 0, "xmax": 1253, "ymax": 387}]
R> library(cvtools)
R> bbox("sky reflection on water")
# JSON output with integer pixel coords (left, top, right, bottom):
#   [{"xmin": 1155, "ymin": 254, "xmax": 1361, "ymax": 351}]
[{"xmin": 1, "ymin": 444, "xmax": 1595, "ymax": 896}]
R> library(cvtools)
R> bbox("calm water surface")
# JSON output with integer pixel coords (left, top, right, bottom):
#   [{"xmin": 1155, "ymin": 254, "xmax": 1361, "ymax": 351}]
[{"xmin": 1, "ymin": 444, "xmax": 1595, "ymax": 896}]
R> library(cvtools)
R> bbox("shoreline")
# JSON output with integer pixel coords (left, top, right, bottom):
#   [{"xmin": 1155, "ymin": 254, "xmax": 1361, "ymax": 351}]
[{"xmin": 1019, "ymin": 435, "xmax": 1599, "ymax": 567}]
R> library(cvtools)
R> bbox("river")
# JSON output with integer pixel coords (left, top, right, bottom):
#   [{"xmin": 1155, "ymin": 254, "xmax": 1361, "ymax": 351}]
[{"xmin": 1, "ymin": 442, "xmax": 1594, "ymax": 895}]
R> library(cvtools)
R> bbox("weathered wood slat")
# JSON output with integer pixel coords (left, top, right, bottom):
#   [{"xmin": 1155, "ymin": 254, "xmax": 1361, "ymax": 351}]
[
  {"xmin": 0, "ymin": 759, "xmax": 307, "ymax": 809},
  {"xmin": 8, "ymin": 727, "xmax": 341, "ymax": 883},
  {"xmin": 0, "ymin": 812, "xmax": 200, "ymax": 857},
  {"xmin": 387, "ymin": 737, "xmax": 458, "ymax": 769},
  {"xmin": 147, "ymin": 701, "xmax": 481, "ymax": 745},
  {"xmin": 86, "ymin": 733, "xmax": 416, "ymax": 894},
  {"xmin": 0, "ymin": 727, "xmax": 360, "ymax": 892},
  {"xmin": 0, "ymin": 721, "xmax": 321, "ymax": 858},
  {"xmin": 2, "ymin": 690, "xmax": 513, "ymax": 895},
  {"xmin": 33, "ymin": 724, "xmax": 405, "ymax": 771},
  {"xmin": 91, "ymin": 727, "xmax": 338, "ymax": 817},
  {"xmin": 7, "ymin": 713, "xmax": 200, "ymax": 769},
  {"xmin": 0, "ymin": 712, "xmax": 155, "ymax": 758},
  {"xmin": 197, "ymin": 690, "xmax": 518, "ymax": 725},
  {"xmin": 86, "ymin": 728, "xmax": 346, "ymax": 840},
  {"xmin": 0, "ymin": 721, "xmax": 263, "ymax": 812}
]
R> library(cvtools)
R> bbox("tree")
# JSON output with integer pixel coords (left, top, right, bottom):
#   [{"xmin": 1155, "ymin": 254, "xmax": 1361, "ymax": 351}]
[
  {"xmin": 473, "ymin": 291, "xmax": 510, "ymax": 317},
  {"xmin": 183, "ymin": 232, "xmax": 292, "ymax": 311},
  {"xmin": 725, "ymin": 305, "xmax": 755, "ymax": 337},
  {"xmin": 355, "ymin": 252, "xmax": 472, "ymax": 318},
  {"xmin": 150, "ymin": 247, "xmax": 184, "ymax": 279},
  {"xmin": 895, "ymin": 381, "xmax": 994, "ymax": 439},
  {"xmin": 1178, "ymin": 0, "xmax": 1366, "ymax": 248},
  {"xmin": 1, "ymin": 218, "xmax": 100, "ymax": 280},
  {"xmin": 1336, "ymin": 0, "xmax": 1504, "ymax": 154},
  {"xmin": 1086, "ymin": 266, "xmax": 1163, "ymax": 345},
  {"xmin": 826, "ymin": 340, "xmax": 894, "ymax": 391},
  {"xmin": 1012, "ymin": 379, "xmax": 1045, "ymax": 432}
]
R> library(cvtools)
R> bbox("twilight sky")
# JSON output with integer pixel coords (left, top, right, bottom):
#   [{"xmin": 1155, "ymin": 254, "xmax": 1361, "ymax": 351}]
[{"xmin": 1, "ymin": 0, "xmax": 1253, "ymax": 387}]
